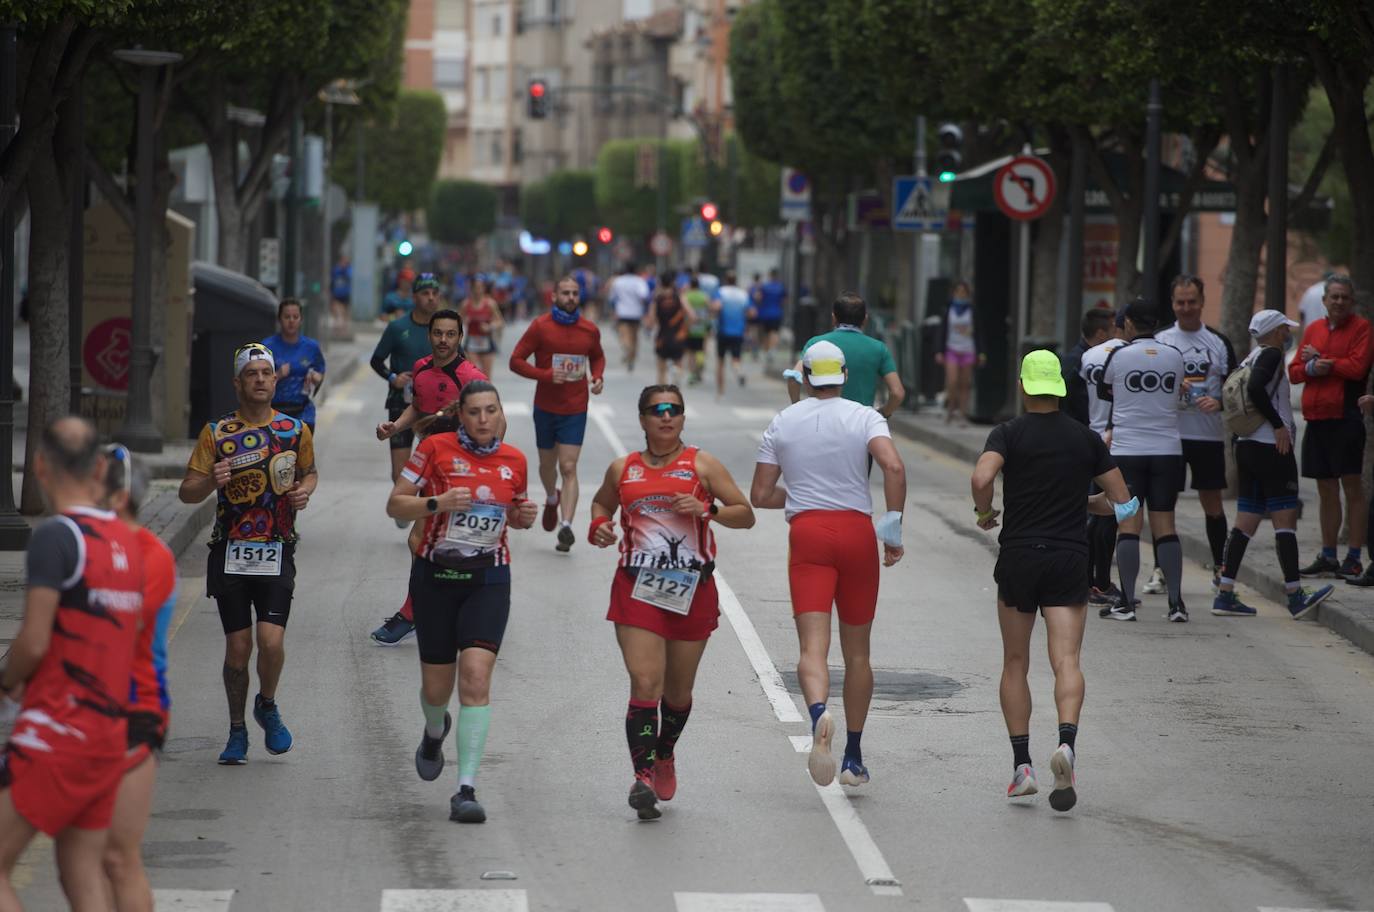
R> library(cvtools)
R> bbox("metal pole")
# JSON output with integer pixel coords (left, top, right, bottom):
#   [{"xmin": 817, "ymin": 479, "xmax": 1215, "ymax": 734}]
[
  {"xmin": 356, "ymin": 115, "xmax": 366, "ymax": 201},
  {"xmin": 68, "ymin": 78, "xmax": 84, "ymax": 415},
  {"xmin": 0, "ymin": 24, "xmax": 29, "ymax": 546},
  {"xmin": 1065, "ymin": 131, "xmax": 1087, "ymax": 349},
  {"xmin": 656, "ymin": 142, "xmax": 667, "ymax": 273},
  {"xmin": 283, "ymin": 110, "xmax": 300, "ymax": 297},
  {"xmin": 912, "ymin": 115, "xmax": 926, "ymax": 325},
  {"xmin": 117, "ymin": 65, "xmax": 163, "ymax": 452},
  {"xmin": 320, "ymin": 100, "xmax": 332, "ymax": 339},
  {"xmin": 1142, "ymin": 77, "xmax": 1163, "ymax": 312},
  {"xmin": 1016, "ymin": 219, "xmax": 1031, "ymax": 415},
  {"xmin": 1266, "ymin": 63, "xmax": 1289, "ymax": 313}
]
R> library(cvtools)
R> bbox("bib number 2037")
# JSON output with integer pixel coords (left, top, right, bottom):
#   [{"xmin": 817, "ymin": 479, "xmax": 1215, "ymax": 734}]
[
  {"xmin": 445, "ymin": 503, "xmax": 507, "ymax": 549},
  {"xmin": 631, "ymin": 567, "xmax": 700, "ymax": 616},
  {"xmin": 225, "ymin": 540, "xmax": 283, "ymax": 576}
]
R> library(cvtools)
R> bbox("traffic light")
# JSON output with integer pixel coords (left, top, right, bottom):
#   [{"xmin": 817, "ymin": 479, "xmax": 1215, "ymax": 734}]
[
  {"xmin": 596, "ymin": 226, "xmax": 613, "ymax": 244},
  {"xmin": 699, "ymin": 201, "xmax": 718, "ymax": 222},
  {"xmin": 572, "ymin": 240, "xmax": 589, "ymax": 257},
  {"xmin": 708, "ymin": 220, "xmax": 724, "ymax": 237},
  {"xmin": 528, "ymin": 79, "xmax": 548, "ymax": 119},
  {"xmin": 935, "ymin": 123, "xmax": 963, "ymax": 183},
  {"xmin": 396, "ymin": 239, "xmax": 414, "ymax": 256}
]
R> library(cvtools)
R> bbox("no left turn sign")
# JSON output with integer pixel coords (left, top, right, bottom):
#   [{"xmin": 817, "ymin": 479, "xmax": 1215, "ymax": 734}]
[{"xmin": 994, "ymin": 156, "xmax": 1056, "ymax": 221}]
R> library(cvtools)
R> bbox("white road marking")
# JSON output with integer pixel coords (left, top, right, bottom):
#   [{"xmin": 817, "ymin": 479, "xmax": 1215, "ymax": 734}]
[
  {"xmin": 718, "ymin": 575, "xmax": 802, "ymax": 724},
  {"xmin": 328, "ymin": 399, "xmax": 366, "ymax": 414},
  {"xmin": 504, "ymin": 401, "xmax": 532, "ymax": 417},
  {"xmin": 589, "ymin": 403, "xmax": 629, "ymax": 457},
  {"xmin": 151, "ymin": 889, "xmax": 235, "ymax": 910},
  {"xmin": 675, "ymin": 893, "xmax": 826, "ymax": 911},
  {"xmin": 380, "ymin": 889, "xmax": 528, "ymax": 911},
  {"xmin": 1259, "ymin": 908, "xmax": 1372, "ymax": 912},
  {"xmin": 964, "ymin": 901, "xmax": 1115, "ymax": 912}
]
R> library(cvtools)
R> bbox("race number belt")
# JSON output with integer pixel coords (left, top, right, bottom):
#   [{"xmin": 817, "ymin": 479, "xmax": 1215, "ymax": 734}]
[
  {"xmin": 445, "ymin": 502, "xmax": 507, "ymax": 549},
  {"xmin": 631, "ymin": 566, "xmax": 700, "ymax": 616},
  {"xmin": 552, "ymin": 353, "xmax": 587, "ymax": 380},
  {"xmin": 225, "ymin": 540, "xmax": 283, "ymax": 576}
]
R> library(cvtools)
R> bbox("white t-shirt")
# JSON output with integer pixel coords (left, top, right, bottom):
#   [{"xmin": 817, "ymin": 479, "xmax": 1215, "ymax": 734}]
[
  {"xmin": 1237, "ymin": 346, "xmax": 1296, "ymax": 445},
  {"xmin": 1099, "ymin": 337, "xmax": 1185, "ymax": 457},
  {"xmin": 756, "ymin": 397, "xmax": 891, "ymax": 520},
  {"xmin": 1155, "ymin": 323, "xmax": 1235, "ymax": 442},
  {"xmin": 1298, "ymin": 281, "xmax": 1327, "ymax": 329},
  {"xmin": 609, "ymin": 273, "xmax": 650, "ymax": 321},
  {"xmin": 946, "ymin": 305, "xmax": 976, "ymax": 354},
  {"xmin": 1079, "ymin": 337, "xmax": 1127, "ymax": 435}
]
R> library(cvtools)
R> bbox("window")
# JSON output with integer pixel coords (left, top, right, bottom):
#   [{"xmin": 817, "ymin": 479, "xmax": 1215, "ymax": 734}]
[
  {"xmin": 512, "ymin": 129, "xmax": 523, "ymax": 165},
  {"xmin": 490, "ymin": 131, "xmax": 505, "ymax": 167},
  {"xmin": 491, "ymin": 65, "xmax": 507, "ymax": 100},
  {"xmin": 476, "ymin": 66, "xmax": 489, "ymax": 102},
  {"xmin": 491, "ymin": 12, "xmax": 502, "ymax": 35},
  {"xmin": 434, "ymin": 57, "xmax": 466, "ymax": 88},
  {"xmin": 623, "ymin": 0, "xmax": 650, "ymax": 19}
]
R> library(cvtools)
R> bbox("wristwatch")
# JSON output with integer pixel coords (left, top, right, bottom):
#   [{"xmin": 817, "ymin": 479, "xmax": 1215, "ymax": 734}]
[{"xmin": 427, "ymin": 497, "xmax": 438, "ymax": 513}]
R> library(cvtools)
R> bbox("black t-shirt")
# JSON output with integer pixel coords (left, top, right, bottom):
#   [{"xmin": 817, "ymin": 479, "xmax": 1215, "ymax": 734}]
[{"xmin": 983, "ymin": 410, "xmax": 1115, "ymax": 554}]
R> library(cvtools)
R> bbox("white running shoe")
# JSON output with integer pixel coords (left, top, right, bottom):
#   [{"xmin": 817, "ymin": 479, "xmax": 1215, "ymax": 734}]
[
  {"xmin": 808, "ymin": 710, "xmax": 836, "ymax": 786},
  {"xmin": 1142, "ymin": 566, "xmax": 1166, "ymax": 594},
  {"xmin": 1048, "ymin": 744, "xmax": 1077, "ymax": 812},
  {"xmin": 1007, "ymin": 763, "xmax": 1038, "ymax": 797}
]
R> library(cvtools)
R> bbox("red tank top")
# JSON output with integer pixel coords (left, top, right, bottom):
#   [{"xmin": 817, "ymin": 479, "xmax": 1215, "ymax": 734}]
[
  {"xmin": 617, "ymin": 447, "xmax": 715, "ymax": 571},
  {"xmin": 466, "ymin": 297, "xmax": 497, "ymax": 337},
  {"xmin": 14, "ymin": 508, "xmax": 144, "ymax": 759},
  {"xmin": 129, "ymin": 526, "xmax": 176, "ymax": 720}
]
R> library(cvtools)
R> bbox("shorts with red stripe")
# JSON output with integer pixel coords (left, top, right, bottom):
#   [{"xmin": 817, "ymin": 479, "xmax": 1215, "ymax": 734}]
[
  {"xmin": 606, "ymin": 567, "xmax": 719, "ymax": 641},
  {"xmin": 1, "ymin": 746, "xmax": 124, "ymax": 836},
  {"xmin": 788, "ymin": 510, "xmax": 880, "ymax": 626}
]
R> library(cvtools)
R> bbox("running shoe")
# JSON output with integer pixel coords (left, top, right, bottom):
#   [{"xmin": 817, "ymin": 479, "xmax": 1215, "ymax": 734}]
[
  {"xmin": 808, "ymin": 709, "xmax": 836, "ymax": 786},
  {"xmin": 1142, "ymin": 566, "xmax": 1166, "ymax": 594},
  {"xmin": 1167, "ymin": 599, "xmax": 1189, "ymax": 623},
  {"xmin": 370, "ymin": 612, "xmax": 416, "ymax": 646},
  {"xmin": 1338, "ymin": 556, "xmax": 1364, "ymax": 580},
  {"xmin": 449, "ymin": 785, "xmax": 487, "ymax": 823},
  {"xmin": 1007, "ymin": 763, "xmax": 1038, "ymax": 798},
  {"xmin": 217, "ymin": 725, "xmax": 248, "ymax": 765},
  {"xmin": 1288, "ymin": 584, "xmax": 1334, "ymax": 619},
  {"xmin": 542, "ymin": 492, "xmax": 560, "ymax": 532},
  {"xmin": 253, "ymin": 694, "xmax": 293, "ymax": 755},
  {"xmin": 1300, "ymin": 554, "xmax": 1341, "ymax": 577},
  {"xmin": 1098, "ymin": 599, "xmax": 1136, "ymax": 622},
  {"xmin": 1210, "ymin": 590, "xmax": 1256, "ymax": 617},
  {"xmin": 1048, "ymin": 744, "xmax": 1077, "ymax": 812},
  {"xmin": 628, "ymin": 769, "xmax": 661, "ymax": 820},
  {"xmin": 1346, "ymin": 569, "xmax": 1374, "ymax": 587},
  {"xmin": 556, "ymin": 524, "xmax": 575, "ymax": 553},
  {"xmin": 1088, "ymin": 585, "xmax": 1115, "ymax": 607},
  {"xmin": 414, "ymin": 712, "xmax": 451, "ymax": 782},
  {"xmin": 652, "ymin": 754, "xmax": 677, "ymax": 801},
  {"xmin": 839, "ymin": 756, "xmax": 870, "ymax": 787}
]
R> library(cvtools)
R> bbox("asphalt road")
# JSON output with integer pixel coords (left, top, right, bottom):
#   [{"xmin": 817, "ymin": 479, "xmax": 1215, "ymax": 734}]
[{"xmin": 16, "ymin": 325, "xmax": 1374, "ymax": 912}]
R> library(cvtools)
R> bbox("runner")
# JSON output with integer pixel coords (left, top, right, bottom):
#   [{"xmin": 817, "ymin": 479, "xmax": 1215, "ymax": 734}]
[
  {"xmin": 263, "ymin": 297, "xmax": 327, "ymax": 431},
  {"xmin": 381, "ymin": 268, "xmax": 415, "ymax": 319},
  {"xmin": 1213, "ymin": 311, "xmax": 1336, "ymax": 617},
  {"xmin": 100, "ymin": 445, "xmax": 178, "ymax": 912},
  {"xmin": 460, "ymin": 274, "xmax": 505, "ymax": 378},
  {"xmin": 751, "ymin": 341, "xmax": 908, "ymax": 787},
  {"xmin": 754, "ymin": 268, "xmax": 788, "ymax": 370},
  {"xmin": 682, "ymin": 276, "xmax": 711, "ymax": 385},
  {"xmin": 179, "ymin": 343, "xmax": 318, "ymax": 765},
  {"xmin": 971, "ymin": 350, "xmax": 1135, "ymax": 811},
  {"xmin": 652, "ymin": 284, "xmax": 689, "ymax": 386},
  {"xmin": 372, "ymin": 309, "xmax": 493, "ymax": 646},
  {"xmin": 1097, "ymin": 296, "xmax": 1188, "ymax": 622},
  {"xmin": 786, "ymin": 293, "xmax": 904, "ymax": 416},
  {"xmin": 712, "ymin": 271, "xmax": 750, "ymax": 396},
  {"xmin": 371, "ymin": 272, "xmax": 443, "ymax": 493},
  {"xmin": 589, "ymin": 384, "xmax": 756, "ymax": 819},
  {"xmin": 0, "ymin": 417, "xmax": 144, "ymax": 912},
  {"xmin": 509, "ymin": 275, "xmax": 606, "ymax": 553},
  {"xmin": 1077, "ymin": 310, "xmax": 1129, "ymax": 608},
  {"xmin": 1061, "ymin": 307, "xmax": 1115, "ymax": 426},
  {"xmin": 386, "ymin": 381, "xmax": 538, "ymax": 823},
  {"xmin": 609, "ymin": 261, "xmax": 651, "ymax": 372}
]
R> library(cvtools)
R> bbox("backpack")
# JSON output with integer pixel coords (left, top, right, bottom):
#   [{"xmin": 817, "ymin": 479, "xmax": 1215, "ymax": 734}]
[{"xmin": 1220, "ymin": 349, "xmax": 1271, "ymax": 437}]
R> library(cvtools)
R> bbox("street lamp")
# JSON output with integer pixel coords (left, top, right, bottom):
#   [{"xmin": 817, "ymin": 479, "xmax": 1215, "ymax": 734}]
[{"xmin": 114, "ymin": 48, "xmax": 181, "ymax": 453}]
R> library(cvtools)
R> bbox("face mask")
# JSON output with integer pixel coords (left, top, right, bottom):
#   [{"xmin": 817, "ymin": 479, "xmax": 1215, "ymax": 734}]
[
  {"xmin": 951, "ymin": 298, "xmax": 971, "ymax": 313},
  {"xmin": 551, "ymin": 305, "xmax": 580, "ymax": 326}
]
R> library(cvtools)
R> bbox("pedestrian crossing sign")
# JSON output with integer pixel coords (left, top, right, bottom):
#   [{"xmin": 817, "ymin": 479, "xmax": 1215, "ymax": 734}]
[{"xmin": 892, "ymin": 176, "xmax": 947, "ymax": 232}]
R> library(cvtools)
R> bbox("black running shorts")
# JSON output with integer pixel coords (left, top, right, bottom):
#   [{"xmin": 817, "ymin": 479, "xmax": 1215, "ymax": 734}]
[
  {"xmin": 994, "ymin": 544, "xmax": 1089, "ymax": 614},
  {"xmin": 207, "ymin": 540, "xmax": 296, "ymax": 634},
  {"xmin": 388, "ymin": 403, "xmax": 415, "ymax": 451},
  {"xmin": 718, "ymin": 335, "xmax": 744, "ymax": 360},
  {"xmin": 1301, "ymin": 416, "xmax": 1365, "ymax": 479},
  {"xmin": 409, "ymin": 558, "xmax": 511, "ymax": 664},
  {"xmin": 1115, "ymin": 453, "xmax": 1183, "ymax": 512},
  {"xmin": 1178, "ymin": 439, "xmax": 1227, "ymax": 491},
  {"xmin": 1235, "ymin": 439, "xmax": 1300, "ymax": 514}
]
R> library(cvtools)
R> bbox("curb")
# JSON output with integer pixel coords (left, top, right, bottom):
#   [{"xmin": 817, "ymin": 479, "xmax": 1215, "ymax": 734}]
[{"xmin": 161, "ymin": 498, "xmax": 217, "ymax": 559}]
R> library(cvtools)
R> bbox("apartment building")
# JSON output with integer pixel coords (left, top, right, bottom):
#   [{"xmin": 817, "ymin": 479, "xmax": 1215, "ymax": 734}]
[{"xmin": 403, "ymin": 0, "xmax": 473, "ymax": 178}]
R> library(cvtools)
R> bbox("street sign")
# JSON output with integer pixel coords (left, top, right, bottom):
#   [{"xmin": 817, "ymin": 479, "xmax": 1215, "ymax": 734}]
[
  {"xmin": 681, "ymin": 216, "xmax": 709, "ymax": 249},
  {"xmin": 259, "ymin": 238, "xmax": 281, "ymax": 287},
  {"xmin": 994, "ymin": 155, "xmax": 1056, "ymax": 221},
  {"xmin": 649, "ymin": 231, "xmax": 673, "ymax": 258},
  {"xmin": 780, "ymin": 168, "xmax": 811, "ymax": 221},
  {"xmin": 892, "ymin": 176, "xmax": 946, "ymax": 231}
]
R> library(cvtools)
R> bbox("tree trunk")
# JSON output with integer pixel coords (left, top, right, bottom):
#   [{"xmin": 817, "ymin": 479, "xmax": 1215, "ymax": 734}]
[
  {"xmin": 1328, "ymin": 77, "xmax": 1374, "ymax": 314},
  {"xmin": 1030, "ymin": 132, "xmax": 1071, "ymax": 340},
  {"xmin": 1220, "ymin": 171, "xmax": 1267, "ymax": 348}
]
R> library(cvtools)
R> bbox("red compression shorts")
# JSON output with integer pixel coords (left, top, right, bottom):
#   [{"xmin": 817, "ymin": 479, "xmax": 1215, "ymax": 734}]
[
  {"xmin": 2, "ymin": 747, "xmax": 123, "ymax": 836},
  {"xmin": 787, "ymin": 510, "xmax": 880, "ymax": 626}
]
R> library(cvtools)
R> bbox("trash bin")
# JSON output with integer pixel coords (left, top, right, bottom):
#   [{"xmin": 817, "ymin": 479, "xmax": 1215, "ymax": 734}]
[
  {"xmin": 919, "ymin": 314, "xmax": 946, "ymax": 403},
  {"xmin": 188, "ymin": 262, "xmax": 279, "ymax": 436}
]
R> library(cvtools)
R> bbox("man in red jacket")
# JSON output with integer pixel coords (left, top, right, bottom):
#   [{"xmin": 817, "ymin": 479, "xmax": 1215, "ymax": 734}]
[
  {"xmin": 510, "ymin": 275, "xmax": 606, "ymax": 552},
  {"xmin": 1287, "ymin": 275, "xmax": 1373, "ymax": 579}
]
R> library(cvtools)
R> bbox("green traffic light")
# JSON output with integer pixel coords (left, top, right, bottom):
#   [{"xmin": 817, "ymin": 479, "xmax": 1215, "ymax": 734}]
[
  {"xmin": 937, "ymin": 171, "xmax": 957, "ymax": 183},
  {"xmin": 397, "ymin": 240, "xmax": 414, "ymax": 256}
]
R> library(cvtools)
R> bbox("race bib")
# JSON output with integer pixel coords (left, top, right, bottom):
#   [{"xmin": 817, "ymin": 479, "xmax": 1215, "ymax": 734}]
[
  {"xmin": 445, "ymin": 502, "xmax": 507, "ymax": 549},
  {"xmin": 225, "ymin": 540, "xmax": 283, "ymax": 576},
  {"xmin": 631, "ymin": 567, "xmax": 700, "ymax": 616},
  {"xmin": 553, "ymin": 353, "xmax": 586, "ymax": 380}
]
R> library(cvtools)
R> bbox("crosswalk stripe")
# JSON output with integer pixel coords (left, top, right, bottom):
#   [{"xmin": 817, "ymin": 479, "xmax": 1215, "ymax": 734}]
[
  {"xmin": 152, "ymin": 889, "xmax": 235, "ymax": 910},
  {"xmin": 380, "ymin": 889, "xmax": 528, "ymax": 911},
  {"xmin": 675, "ymin": 893, "xmax": 825, "ymax": 912},
  {"xmin": 964, "ymin": 901, "xmax": 1114, "ymax": 912}
]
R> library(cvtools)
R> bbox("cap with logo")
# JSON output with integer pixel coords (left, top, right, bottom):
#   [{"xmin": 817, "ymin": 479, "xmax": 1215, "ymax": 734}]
[
  {"xmin": 234, "ymin": 344, "xmax": 276, "ymax": 377},
  {"xmin": 1019, "ymin": 349, "xmax": 1066, "ymax": 397},
  {"xmin": 413, "ymin": 272, "xmax": 441, "ymax": 293},
  {"xmin": 1248, "ymin": 309, "xmax": 1298, "ymax": 338},
  {"xmin": 803, "ymin": 340, "xmax": 847, "ymax": 387}
]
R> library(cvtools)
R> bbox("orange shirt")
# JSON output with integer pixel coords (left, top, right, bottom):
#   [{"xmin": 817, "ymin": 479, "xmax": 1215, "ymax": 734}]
[{"xmin": 402, "ymin": 436, "xmax": 528, "ymax": 568}]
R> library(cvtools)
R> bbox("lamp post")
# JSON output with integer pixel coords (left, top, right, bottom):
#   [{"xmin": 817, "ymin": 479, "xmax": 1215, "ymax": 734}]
[{"xmin": 114, "ymin": 47, "xmax": 181, "ymax": 453}]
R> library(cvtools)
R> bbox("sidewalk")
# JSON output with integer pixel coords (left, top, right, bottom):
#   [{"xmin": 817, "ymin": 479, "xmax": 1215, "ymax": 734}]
[{"xmin": 888, "ymin": 406, "xmax": 1374, "ymax": 657}]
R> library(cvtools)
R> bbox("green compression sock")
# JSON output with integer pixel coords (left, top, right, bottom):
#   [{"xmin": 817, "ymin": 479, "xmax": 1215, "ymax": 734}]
[
  {"xmin": 457, "ymin": 704, "xmax": 491, "ymax": 788},
  {"xmin": 420, "ymin": 692, "xmax": 449, "ymax": 739}
]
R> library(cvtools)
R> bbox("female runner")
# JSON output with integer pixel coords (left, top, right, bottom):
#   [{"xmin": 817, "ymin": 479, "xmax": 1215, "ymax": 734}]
[
  {"xmin": 386, "ymin": 380, "xmax": 538, "ymax": 823},
  {"xmin": 460, "ymin": 275, "xmax": 505, "ymax": 378},
  {"xmin": 589, "ymin": 384, "xmax": 755, "ymax": 819}
]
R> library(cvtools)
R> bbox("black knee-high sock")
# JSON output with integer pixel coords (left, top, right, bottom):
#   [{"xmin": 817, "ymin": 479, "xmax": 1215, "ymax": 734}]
[
  {"xmin": 656, "ymin": 699, "xmax": 692, "ymax": 760},
  {"xmin": 1205, "ymin": 513, "xmax": 1229, "ymax": 569},
  {"xmin": 1117, "ymin": 534, "xmax": 1141, "ymax": 604},
  {"xmin": 1156, "ymin": 534, "xmax": 1184, "ymax": 603},
  {"xmin": 1094, "ymin": 514, "xmax": 1118, "ymax": 587},
  {"xmin": 625, "ymin": 699, "xmax": 659, "ymax": 775},
  {"xmin": 1221, "ymin": 528, "xmax": 1250, "ymax": 582},
  {"xmin": 1276, "ymin": 529, "xmax": 1300, "ymax": 589}
]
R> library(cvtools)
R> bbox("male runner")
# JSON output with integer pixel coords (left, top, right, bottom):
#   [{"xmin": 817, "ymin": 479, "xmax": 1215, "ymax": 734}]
[
  {"xmin": 1061, "ymin": 307, "xmax": 1115, "ymax": 426},
  {"xmin": 1077, "ymin": 310, "xmax": 1129, "ymax": 607},
  {"xmin": 754, "ymin": 269, "xmax": 788, "ymax": 370},
  {"xmin": 751, "ymin": 341, "xmax": 907, "ymax": 787},
  {"xmin": 787, "ymin": 292, "xmax": 904, "ymax": 416},
  {"xmin": 682, "ymin": 276, "xmax": 711, "ymax": 385},
  {"xmin": 180, "ymin": 344, "xmax": 318, "ymax": 764},
  {"xmin": 0, "ymin": 417, "xmax": 144, "ymax": 911},
  {"xmin": 510, "ymin": 274, "xmax": 607, "ymax": 552},
  {"xmin": 713, "ymin": 271, "xmax": 751, "ymax": 395},
  {"xmin": 371, "ymin": 272, "xmax": 442, "ymax": 492},
  {"xmin": 609, "ymin": 262, "xmax": 650, "ymax": 372},
  {"xmin": 263, "ymin": 297, "xmax": 326, "ymax": 431},
  {"xmin": 1098, "ymin": 296, "xmax": 1188, "ymax": 622},
  {"xmin": 972, "ymin": 350, "xmax": 1135, "ymax": 810}
]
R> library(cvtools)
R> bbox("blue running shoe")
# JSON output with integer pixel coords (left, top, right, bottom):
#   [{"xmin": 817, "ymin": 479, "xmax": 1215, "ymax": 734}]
[
  {"xmin": 217, "ymin": 725, "xmax": 248, "ymax": 765},
  {"xmin": 1211, "ymin": 590, "xmax": 1256, "ymax": 617},
  {"xmin": 838, "ymin": 756, "xmax": 869, "ymax": 786},
  {"xmin": 253, "ymin": 694, "xmax": 293, "ymax": 755},
  {"xmin": 1288, "ymin": 584, "xmax": 1334, "ymax": 619}
]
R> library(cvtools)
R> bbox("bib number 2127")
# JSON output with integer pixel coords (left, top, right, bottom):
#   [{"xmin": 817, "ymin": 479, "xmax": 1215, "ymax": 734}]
[{"xmin": 631, "ymin": 567, "xmax": 700, "ymax": 615}]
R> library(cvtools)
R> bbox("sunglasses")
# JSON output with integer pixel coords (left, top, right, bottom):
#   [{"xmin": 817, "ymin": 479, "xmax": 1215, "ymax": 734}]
[{"xmin": 642, "ymin": 402, "xmax": 685, "ymax": 418}]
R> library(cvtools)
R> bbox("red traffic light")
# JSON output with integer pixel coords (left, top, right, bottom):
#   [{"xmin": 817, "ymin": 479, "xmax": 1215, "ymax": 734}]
[
  {"xmin": 529, "ymin": 81, "xmax": 546, "ymax": 99},
  {"xmin": 699, "ymin": 202, "xmax": 718, "ymax": 221},
  {"xmin": 596, "ymin": 227, "xmax": 613, "ymax": 244}
]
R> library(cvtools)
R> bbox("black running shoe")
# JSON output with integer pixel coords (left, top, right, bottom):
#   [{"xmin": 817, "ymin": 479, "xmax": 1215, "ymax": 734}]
[
  {"xmin": 415, "ymin": 713, "xmax": 451, "ymax": 782},
  {"xmin": 1167, "ymin": 599, "xmax": 1189, "ymax": 623},
  {"xmin": 1300, "ymin": 555, "xmax": 1341, "ymax": 577},
  {"xmin": 1338, "ymin": 556, "xmax": 1364, "ymax": 580},
  {"xmin": 450, "ymin": 785, "xmax": 486, "ymax": 823},
  {"xmin": 556, "ymin": 524, "xmax": 575, "ymax": 553}
]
